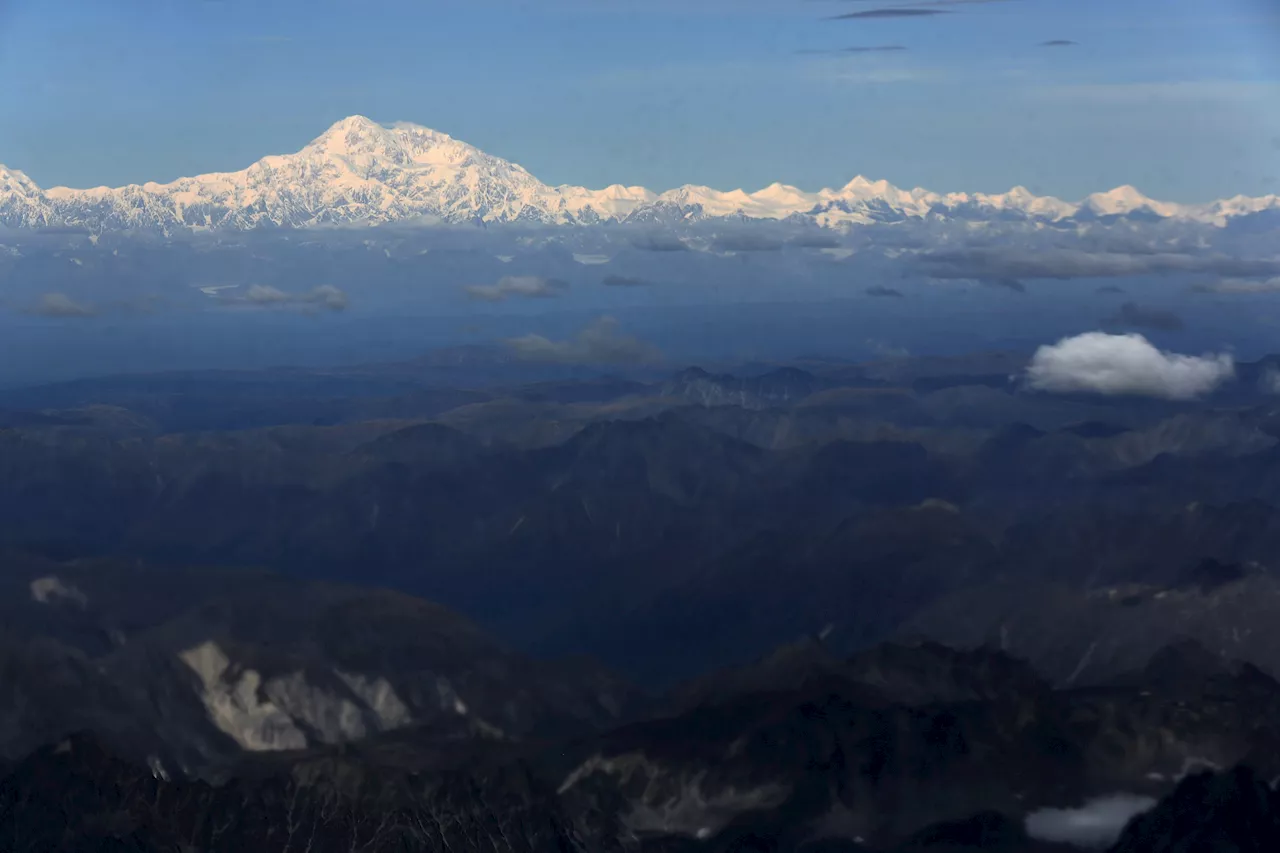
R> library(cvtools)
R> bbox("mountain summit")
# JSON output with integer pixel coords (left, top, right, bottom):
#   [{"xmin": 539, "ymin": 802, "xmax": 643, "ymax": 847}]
[{"xmin": 1, "ymin": 115, "xmax": 1275, "ymax": 232}]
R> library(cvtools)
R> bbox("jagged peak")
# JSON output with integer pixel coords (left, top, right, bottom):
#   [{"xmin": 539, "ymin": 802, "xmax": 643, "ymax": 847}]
[{"xmin": 0, "ymin": 116, "xmax": 1274, "ymax": 230}]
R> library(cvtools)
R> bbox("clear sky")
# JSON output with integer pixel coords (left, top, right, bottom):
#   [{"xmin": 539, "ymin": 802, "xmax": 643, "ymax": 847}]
[{"xmin": 1, "ymin": 0, "xmax": 1278, "ymax": 202}]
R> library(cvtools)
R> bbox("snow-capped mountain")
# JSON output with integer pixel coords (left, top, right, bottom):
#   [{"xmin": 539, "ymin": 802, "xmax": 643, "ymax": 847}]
[{"xmin": 0, "ymin": 115, "xmax": 1275, "ymax": 232}]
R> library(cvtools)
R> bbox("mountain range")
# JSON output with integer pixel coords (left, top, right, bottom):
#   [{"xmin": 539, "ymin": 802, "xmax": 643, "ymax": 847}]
[
  {"xmin": 2, "ymin": 115, "xmax": 1277, "ymax": 232},
  {"xmin": 7, "ymin": 349, "xmax": 1280, "ymax": 849}
]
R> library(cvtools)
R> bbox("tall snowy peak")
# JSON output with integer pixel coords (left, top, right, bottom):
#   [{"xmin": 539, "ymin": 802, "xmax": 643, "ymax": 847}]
[{"xmin": 0, "ymin": 116, "xmax": 1276, "ymax": 232}]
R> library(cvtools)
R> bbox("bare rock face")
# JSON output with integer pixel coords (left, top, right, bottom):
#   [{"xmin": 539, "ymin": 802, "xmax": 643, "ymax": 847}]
[
  {"xmin": 0, "ymin": 555, "xmax": 639, "ymax": 777},
  {"xmin": 6, "ymin": 637, "xmax": 1280, "ymax": 852}
]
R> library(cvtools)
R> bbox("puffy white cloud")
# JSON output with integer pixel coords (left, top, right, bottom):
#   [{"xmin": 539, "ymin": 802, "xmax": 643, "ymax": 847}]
[{"xmin": 1025, "ymin": 332, "xmax": 1234, "ymax": 400}]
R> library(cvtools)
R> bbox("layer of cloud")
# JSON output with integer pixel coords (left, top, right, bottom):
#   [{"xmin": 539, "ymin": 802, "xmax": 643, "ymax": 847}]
[
  {"xmin": 26, "ymin": 292, "xmax": 98, "ymax": 318},
  {"xmin": 866, "ymin": 285, "xmax": 905, "ymax": 297},
  {"xmin": 1103, "ymin": 301, "xmax": 1185, "ymax": 331},
  {"xmin": 1026, "ymin": 794, "xmax": 1156, "ymax": 849},
  {"xmin": 921, "ymin": 247, "xmax": 1280, "ymax": 282},
  {"xmin": 1096, "ymin": 284, "xmax": 1126, "ymax": 295},
  {"xmin": 504, "ymin": 316, "xmax": 662, "ymax": 365},
  {"xmin": 1040, "ymin": 39, "xmax": 1078, "ymax": 47},
  {"xmin": 711, "ymin": 231, "xmax": 785, "ymax": 252},
  {"xmin": 1195, "ymin": 277, "xmax": 1280, "ymax": 294},
  {"xmin": 631, "ymin": 234, "xmax": 689, "ymax": 252},
  {"xmin": 464, "ymin": 275, "xmax": 569, "ymax": 302},
  {"xmin": 1025, "ymin": 332, "xmax": 1234, "ymax": 400},
  {"xmin": 788, "ymin": 232, "xmax": 843, "ymax": 249},
  {"xmin": 229, "ymin": 284, "xmax": 348, "ymax": 311},
  {"xmin": 602, "ymin": 274, "xmax": 652, "ymax": 287}
]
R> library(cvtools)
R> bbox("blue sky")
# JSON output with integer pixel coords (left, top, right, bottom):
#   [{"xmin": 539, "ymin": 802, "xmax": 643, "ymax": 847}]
[{"xmin": 1, "ymin": 0, "xmax": 1278, "ymax": 202}]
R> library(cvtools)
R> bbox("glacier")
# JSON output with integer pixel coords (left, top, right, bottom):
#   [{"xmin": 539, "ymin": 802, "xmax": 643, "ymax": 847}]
[{"xmin": 1, "ymin": 115, "xmax": 1277, "ymax": 233}]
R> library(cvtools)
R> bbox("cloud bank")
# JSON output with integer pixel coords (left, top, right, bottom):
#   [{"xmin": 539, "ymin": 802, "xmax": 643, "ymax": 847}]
[
  {"xmin": 1025, "ymin": 332, "xmax": 1234, "ymax": 400},
  {"xmin": 505, "ymin": 316, "xmax": 662, "ymax": 365},
  {"xmin": 465, "ymin": 275, "xmax": 569, "ymax": 302}
]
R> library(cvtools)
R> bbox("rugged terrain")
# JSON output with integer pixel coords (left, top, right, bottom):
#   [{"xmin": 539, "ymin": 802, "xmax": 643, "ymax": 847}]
[
  {"xmin": 1, "ymin": 352, "xmax": 1280, "ymax": 686},
  {"xmin": 3, "ymin": 350, "xmax": 1280, "ymax": 848},
  {"xmin": 3, "ymin": 632, "xmax": 1277, "ymax": 851},
  {"xmin": 3, "ymin": 116, "xmax": 1277, "ymax": 231}
]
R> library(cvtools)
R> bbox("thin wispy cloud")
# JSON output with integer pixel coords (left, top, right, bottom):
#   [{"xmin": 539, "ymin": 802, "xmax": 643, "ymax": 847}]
[
  {"xmin": 711, "ymin": 231, "xmax": 785, "ymax": 252},
  {"xmin": 796, "ymin": 45, "xmax": 908, "ymax": 55},
  {"xmin": 221, "ymin": 284, "xmax": 348, "ymax": 312},
  {"xmin": 921, "ymin": 247, "xmax": 1280, "ymax": 281},
  {"xmin": 25, "ymin": 293, "xmax": 98, "ymax": 318},
  {"xmin": 505, "ymin": 316, "xmax": 662, "ymax": 365},
  {"xmin": 1194, "ymin": 277, "xmax": 1280, "ymax": 294},
  {"xmin": 464, "ymin": 275, "xmax": 569, "ymax": 302},
  {"xmin": 823, "ymin": 0, "xmax": 1011, "ymax": 4},
  {"xmin": 828, "ymin": 9, "xmax": 950, "ymax": 20},
  {"xmin": 1040, "ymin": 80, "xmax": 1280, "ymax": 104},
  {"xmin": 982, "ymin": 277, "xmax": 1027, "ymax": 293},
  {"xmin": 866, "ymin": 285, "xmax": 905, "ymax": 297},
  {"xmin": 631, "ymin": 234, "xmax": 690, "ymax": 252},
  {"xmin": 1040, "ymin": 39, "xmax": 1078, "ymax": 47}
]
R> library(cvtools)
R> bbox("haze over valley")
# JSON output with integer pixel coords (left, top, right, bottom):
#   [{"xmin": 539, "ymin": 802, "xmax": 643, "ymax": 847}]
[{"xmin": 3, "ymin": 0, "xmax": 1280, "ymax": 849}]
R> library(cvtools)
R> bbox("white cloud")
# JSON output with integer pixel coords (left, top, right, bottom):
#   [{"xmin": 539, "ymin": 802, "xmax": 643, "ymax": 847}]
[
  {"xmin": 1025, "ymin": 332, "xmax": 1234, "ymax": 400},
  {"xmin": 1025, "ymin": 793, "xmax": 1157, "ymax": 849}
]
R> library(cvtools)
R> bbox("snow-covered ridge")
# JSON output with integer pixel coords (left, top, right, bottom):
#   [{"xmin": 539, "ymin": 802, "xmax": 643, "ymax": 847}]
[{"xmin": 0, "ymin": 115, "xmax": 1275, "ymax": 232}]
